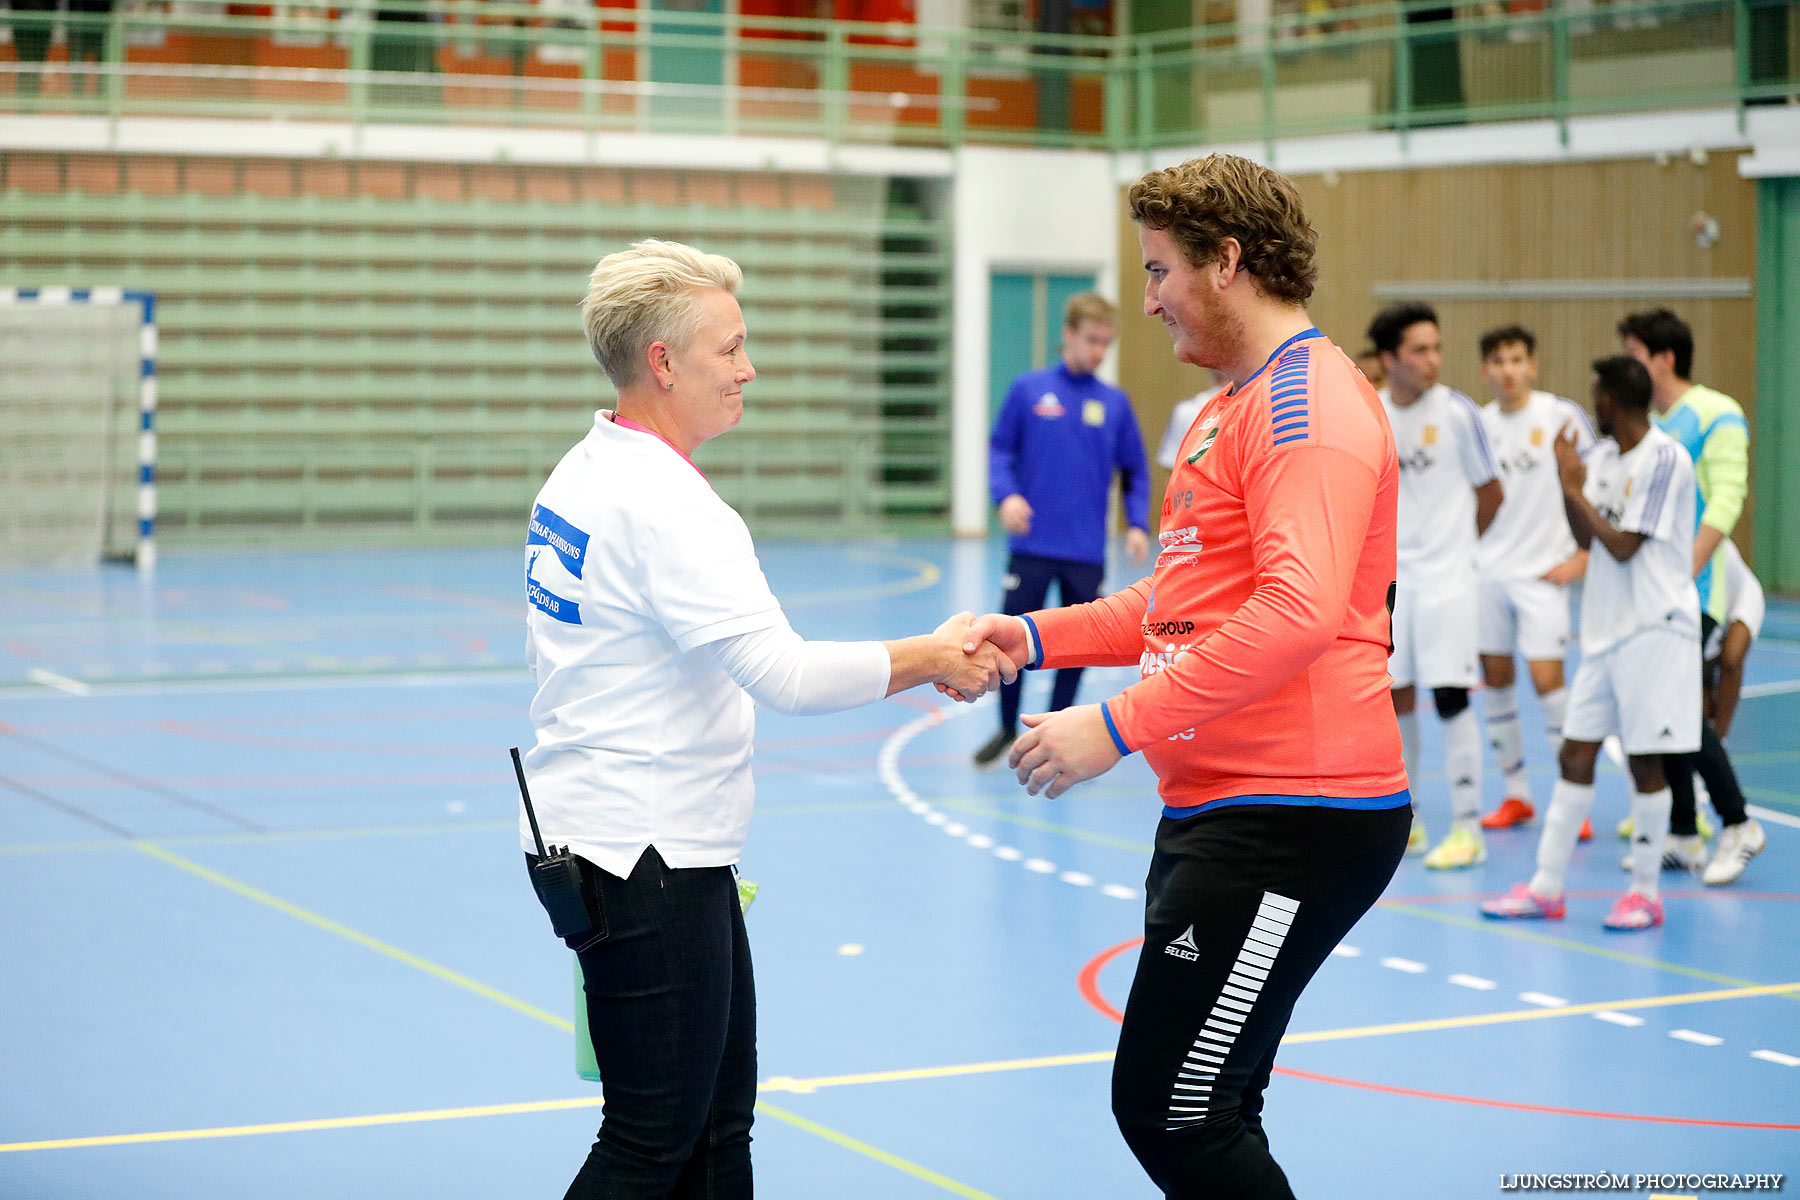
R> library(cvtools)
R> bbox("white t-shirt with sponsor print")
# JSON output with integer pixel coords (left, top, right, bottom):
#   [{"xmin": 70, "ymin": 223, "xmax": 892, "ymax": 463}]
[
  {"xmin": 1477, "ymin": 390, "xmax": 1596, "ymax": 581},
  {"xmin": 1381, "ymin": 383, "xmax": 1500, "ymax": 594},
  {"xmin": 520, "ymin": 411, "xmax": 788, "ymax": 878},
  {"xmin": 1577, "ymin": 425, "xmax": 1700, "ymax": 657}
]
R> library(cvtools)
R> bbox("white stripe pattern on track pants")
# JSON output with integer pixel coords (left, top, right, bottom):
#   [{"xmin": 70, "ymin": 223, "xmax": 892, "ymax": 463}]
[{"xmin": 1165, "ymin": 892, "xmax": 1300, "ymax": 1130}]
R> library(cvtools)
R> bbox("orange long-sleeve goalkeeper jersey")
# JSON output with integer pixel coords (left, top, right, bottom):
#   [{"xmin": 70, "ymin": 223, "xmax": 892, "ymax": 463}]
[{"xmin": 1026, "ymin": 329, "xmax": 1409, "ymax": 814}]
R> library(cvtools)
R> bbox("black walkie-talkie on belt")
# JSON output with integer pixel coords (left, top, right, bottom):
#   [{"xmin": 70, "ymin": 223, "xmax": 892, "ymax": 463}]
[{"xmin": 512, "ymin": 746, "xmax": 596, "ymax": 942}]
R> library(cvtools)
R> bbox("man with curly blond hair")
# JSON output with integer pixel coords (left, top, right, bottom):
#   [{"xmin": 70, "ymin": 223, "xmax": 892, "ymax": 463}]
[{"xmin": 965, "ymin": 154, "xmax": 1409, "ymax": 1197}]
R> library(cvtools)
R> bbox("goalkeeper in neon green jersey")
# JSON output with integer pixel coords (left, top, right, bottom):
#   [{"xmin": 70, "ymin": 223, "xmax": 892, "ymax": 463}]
[
  {"xmin": 1617, "ymin": 308, "xmax": 1765, "ymax": 888},
  {"xmin": 1618, "ymin": 309, "xmax": 1747, "ymax": 620}
]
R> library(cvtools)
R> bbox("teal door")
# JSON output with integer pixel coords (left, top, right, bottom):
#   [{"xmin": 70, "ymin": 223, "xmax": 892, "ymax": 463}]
[
  {"xmin": 988, "ymin": 270, "xmax": 1097, "ymax": 424},
  {"xmin": 649, "ymin": 0, "xmax": 725, "ymax": 130},
  {"xmin": 987, "ymin": 270, "xmax": 1097, "ymax": 530}
]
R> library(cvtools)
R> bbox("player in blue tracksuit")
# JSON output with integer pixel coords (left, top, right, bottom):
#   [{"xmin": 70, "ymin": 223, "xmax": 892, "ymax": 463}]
[{"xmin": 974, "ymin": 291, "xmax": 1151, "ymax": 767}]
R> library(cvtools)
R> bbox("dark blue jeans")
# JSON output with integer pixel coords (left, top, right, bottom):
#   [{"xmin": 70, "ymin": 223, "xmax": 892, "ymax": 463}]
[
  {"xmin": 552, "ymin": 846, "xmax": 756, "ymax": 1199},
  {"xmin": 998, "ymin": 551, "xmax": 1106, "ymax": 733}
]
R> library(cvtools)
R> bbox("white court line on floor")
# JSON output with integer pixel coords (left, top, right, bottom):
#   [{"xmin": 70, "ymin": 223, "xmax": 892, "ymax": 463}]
[
  {"xmin": 1592, "ymin": 1011, "xmax": 1646, "ymax": 1027},
  {"xmin": 1448, "ymin": 973, "xmax": 1497, "ymax": 990},
  {"xmin": 1669, "ymin": 1029, "xmax": 1725, "ymax": 1046},
  {"xmin": 1380, "ymin": 957, "xmax": 1428, "ymax": 974},
  {"xmin": 1520, "ymin": 991, "xmax": 1569, "ymax": 1007},
  {"xmin": 875, "ymin": 704, "xmax": 1143, "ymax": 901},
  {"xmin": 26, "ymin": 668, "xmax": 90, "ymax": 696},
  {"xmin": 1746, "ymin": 805, "xmax": 1800, "ymax": 831}
]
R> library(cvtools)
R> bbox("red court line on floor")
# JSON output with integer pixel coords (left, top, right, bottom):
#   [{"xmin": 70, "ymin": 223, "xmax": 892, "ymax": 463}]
[
  {"xmin": 1271, "ymin": 1067, "xmax": 1800, "ymax": 1131},
  {"xmin": 1077, "ymin": 936, "xmax": 1140, "ymax": 1023},
  {"xmin": 1075, "ymin": 937, "xmax": 1799, "ymax": 1130}
]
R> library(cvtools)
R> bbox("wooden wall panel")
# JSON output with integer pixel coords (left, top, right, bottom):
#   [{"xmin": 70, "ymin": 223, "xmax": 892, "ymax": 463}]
[{"xmin": 1117, "ymin": 152, "xmax": 1760, "ymax": 543}]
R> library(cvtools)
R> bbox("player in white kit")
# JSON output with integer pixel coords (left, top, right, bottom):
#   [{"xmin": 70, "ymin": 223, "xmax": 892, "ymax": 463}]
[
  {"xmin": 1484, "ymin": 355, "xmax": 1700, "ymax": 931},
  {"xmin": 1659, "ymin": 539, "xmax": 1768, "ymax": 885},
  {"xmin": 1471, "ymin": 327, "xmax": 1596, "ymax": 839},
  {"xmin": 1370, "ymin": 303, "xmax": 1505, "ymax": 869}
]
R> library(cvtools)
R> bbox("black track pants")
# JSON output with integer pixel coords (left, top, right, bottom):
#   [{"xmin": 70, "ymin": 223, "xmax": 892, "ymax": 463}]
[{"xmin": 1112, "ymin": 802, "xmax": 1411, "ymax": 1199}]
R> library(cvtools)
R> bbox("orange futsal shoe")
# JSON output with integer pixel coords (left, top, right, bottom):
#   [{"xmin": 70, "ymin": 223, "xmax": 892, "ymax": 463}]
[
  {"xmin": 1578, "ymin": 818, "xmax": 1594, "ymax": 842},
  {"xmin": 1480, "ymin": 797, "xmax": 1535, "ymax": 829}
]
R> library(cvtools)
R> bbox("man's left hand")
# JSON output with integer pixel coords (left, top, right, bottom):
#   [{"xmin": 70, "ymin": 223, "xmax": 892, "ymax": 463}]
[
  {"xmin": 1009, "ymin": 704, "xmax": 1122, "ymax": 798},
  {"xmin": 1125, "ymin": 528, "xmax": 1150, "ymax": 565}
]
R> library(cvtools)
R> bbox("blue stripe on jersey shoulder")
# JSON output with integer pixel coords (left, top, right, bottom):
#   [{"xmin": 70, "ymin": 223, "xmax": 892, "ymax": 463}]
[
  {"xmin": 1267, "ymin": 342, "xmax": 1314, "ymax": 447},
  {"xmin": 1639, "ymin": 443, "xmax": 1678, "ymax": 529},
  {"xmin": 1558, "ymin": 396, "xmax": 1598, "ymax": 440},
  {"xmin": 1450, "ymin": 389, "xmax": 1499, "ymax": 475}
]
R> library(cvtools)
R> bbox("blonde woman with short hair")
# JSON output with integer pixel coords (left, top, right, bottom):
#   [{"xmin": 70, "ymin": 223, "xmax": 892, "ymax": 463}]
[{"xmin": 520, "ymin": 239, "xmax": 1009, "ymax": 1198}]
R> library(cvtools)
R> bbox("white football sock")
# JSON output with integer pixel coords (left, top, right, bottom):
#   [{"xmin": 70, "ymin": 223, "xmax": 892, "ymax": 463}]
[
  {"xmin": 1539, "ymin": 685, "xmax": 1568, "ymax": 763},
  {"xmin": 1529, "ymin": 779, "xmax": 1596, "ymax": 897},
  {"xmin": 1484, "ymin": 686, "xmax": 1528, "ymax": 800},
  {"xmin": 1629, "ymin": 787, "xmax": 1674, "ymax": 900},
  {"xmin": 1444, "ymin": 706, "xmax": 1483, "ymax": 828}
]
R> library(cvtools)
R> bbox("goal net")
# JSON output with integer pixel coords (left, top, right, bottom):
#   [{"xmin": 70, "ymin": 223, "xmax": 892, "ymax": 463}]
[{"xmin": 0, "ymin": 289, "xmax": 155, "ymax": 569}]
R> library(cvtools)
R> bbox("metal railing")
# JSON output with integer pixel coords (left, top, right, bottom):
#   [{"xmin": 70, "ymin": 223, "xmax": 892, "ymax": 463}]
[{"xmin": 1, "ymin": 0, "xmax": 1794, "ymax": 149}]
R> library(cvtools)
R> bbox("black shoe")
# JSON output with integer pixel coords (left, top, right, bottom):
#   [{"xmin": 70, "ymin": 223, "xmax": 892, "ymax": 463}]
[{"xmin": 972, "ymin": 729, "xmax": 1015, "ymax": 768}]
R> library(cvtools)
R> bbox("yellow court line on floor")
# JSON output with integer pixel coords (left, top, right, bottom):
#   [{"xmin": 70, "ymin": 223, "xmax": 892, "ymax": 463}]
[
  {"xmin": 126, "ymin": 841, "xmax": 992, "ymax": 1197},
  {"xmin": 753, "ymin": 1102, "xmax": 1001, "ymax": 1200},
  {"xmin": 760, "ymin": 1050, "xmax": 1116, "ymax": 1094},
  {"xmin": 134, "ymin": 841, "xmax": 575, "ymax": 1032},
  {"xmin": 0, "ymin": 1097, "xmax": 605, "ymax": 1153},
  {"xmin": 6, "ymin": 980, "xmax": 1794, "ymax": 1158}
]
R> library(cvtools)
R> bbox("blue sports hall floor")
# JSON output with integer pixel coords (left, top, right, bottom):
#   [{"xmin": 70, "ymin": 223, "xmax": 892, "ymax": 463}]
[{"xmin": 2, "ymin": 538, "xmax": 1796, "ymax": 1199}]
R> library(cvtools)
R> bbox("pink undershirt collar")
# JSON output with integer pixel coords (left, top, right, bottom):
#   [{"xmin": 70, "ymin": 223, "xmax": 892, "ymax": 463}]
[{"xmin": 609, "ymin": 411, "xmax": 706, "ymax": 479}]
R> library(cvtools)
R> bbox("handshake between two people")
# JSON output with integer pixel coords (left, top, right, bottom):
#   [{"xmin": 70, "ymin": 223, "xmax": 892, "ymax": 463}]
[
  {"xmin": 925, "ymin": 612, "xmax": 1124, "ymax": 801},
  {"xmin": 923, "ymin": 611, "xmax": 1026, "ymax": 704}
]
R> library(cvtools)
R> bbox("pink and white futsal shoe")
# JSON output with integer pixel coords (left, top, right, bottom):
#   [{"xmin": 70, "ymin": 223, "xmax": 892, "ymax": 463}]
[
  {"xmin": 1481, "ymin": 883, "xmax": 1566, "ymax": 921},
  {"xmin": 1602, "ymin": 891, "xmax": 1664, "ymax": 931}
]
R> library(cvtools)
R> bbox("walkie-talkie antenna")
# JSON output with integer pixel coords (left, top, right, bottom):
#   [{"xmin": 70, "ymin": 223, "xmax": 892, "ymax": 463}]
[{"xmin": 510, "ymin": 747, "xmax": 549, "ymax": 858}]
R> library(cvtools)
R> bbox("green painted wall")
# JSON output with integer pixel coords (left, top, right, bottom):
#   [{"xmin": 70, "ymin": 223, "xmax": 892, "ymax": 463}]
[{"xmin": 1755, "ymin": 177, "xmax": 1800, "ymax": 593}]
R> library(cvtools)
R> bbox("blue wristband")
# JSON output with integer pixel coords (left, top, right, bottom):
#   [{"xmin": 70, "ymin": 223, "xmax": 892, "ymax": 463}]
[
  {"xmin": 1020, "ymin": 614, "xmax": 1044, "ymax": 670},
  {"xmin": 1100, "ymin": 701, "xmax": 1131, "ymax": 756}
]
